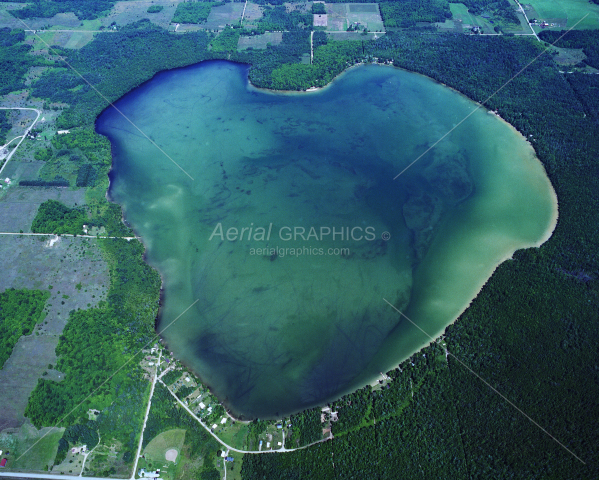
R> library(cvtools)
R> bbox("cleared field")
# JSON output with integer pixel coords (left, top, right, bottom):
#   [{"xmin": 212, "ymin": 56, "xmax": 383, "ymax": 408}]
[
  {"xmin": 327, "ymin": 30, "xmax": 386, "ymax": 41},
  {"xmin": 203, "ymin": 3, "xmax": 245, "ymax": 30},
  {"xmin": 11, "ymin": 425, "xmax": 63, "ymax": 470},
  {"xmin": 326, "ymin": 3, "xmax": 384, "ymax": 32},
  {"xmin": 242, "ymin": 2, "xmax": 263, "ymax": 23},
  {"xmin": 214, "ymin": 422, "xmax": 248, "ymax": 450},
  {"xmin": 0, "ymin": 186, "xmax": 84, "ymax": 233},
  {"xmin": 552, "ymin": 46, "xmax": 586, "ymax": 65},
  {"xmin": 102, "ymin": 1, "xmax": 181, "ymax": 28},
  {"xmin": 0, "ymin": 8, "xmax": 80, "ymax": 29},
  {"xmin": 444, "ymin": 3, "xmax": 497, "ymax": 33},
  {"xmin": 0, "ymin": 424, "xmax": 63, "ymax": 471},
  {"xmin": 64, "ymin": 31, "xmax": 95, "ymax": 48},
  {"xmin": 143, "ymin": 429, "xmax": 186, "ymax": 464},
  {"xmin": 0, "ymin": 235, "xmax": 109, "ymax": 428},
  {"xmin": 525, "ymin": 0, "xmax": 599, "ymax": 28},
  {"xmin": 238, "ymin": 31, "xmax": 283, "ymax": 50}
]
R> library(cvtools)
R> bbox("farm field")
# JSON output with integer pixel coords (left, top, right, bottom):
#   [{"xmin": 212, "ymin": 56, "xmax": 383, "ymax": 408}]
[
  {"xmin": 525, "ymin": 0, "xmax": 599, "ymax": 29},
  {"xmin": 104, "ymin": 1, "xmax": 181, "ymax": 29},
  {"xmin": 325, "ymin": 3, "xmax": 384, "ymax": 32},
  {"xmin": 203, "ymin": 2, "xmax": 245, "ymax": 30},
  {"xmin": 0, "ymin": 7, "xmax": 81, "ymax": 30},
  {"xmin": 442, "ymin": 3, "xmax": 499, "ymax": 33},
  {"xmin": 237, "ymin": 31, "xmax": 283, "ymax": 50}
]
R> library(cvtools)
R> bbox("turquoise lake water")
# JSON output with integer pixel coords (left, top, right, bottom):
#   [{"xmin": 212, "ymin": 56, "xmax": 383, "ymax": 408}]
[{"xmin": 96, "ymin": 60, "xmax": 556, "ymax": 419}]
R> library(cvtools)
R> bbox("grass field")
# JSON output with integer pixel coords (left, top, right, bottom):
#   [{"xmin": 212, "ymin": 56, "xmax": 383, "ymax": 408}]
[
  {"xmin": 103, "ymin": 1, "xmax": 181, "ymax": 29},
  {"xmin": 202, "ymin": 3, "xmax": 245, "ymax": 30},
  {"xmin": 224, "ymin": 450, "xmax": 243, "ymax": 480},
  {"xmin": 443, "ymin": 3, "xmax": 500, "ymax": 33},
  {"xmin": 143, "ymin": 429, "xmax": 186, "ymax": 464},
  {"xmin": 237, "ymin": 32, "xmax": 283, "ymax": 50},
  {"xmin": 0, "ymin": 424, "xmax": 63, "ymax": 471},
  {"xmin": 214, "ymin": 422, "xmax": 249, "ymax": 450},
  {"xmin": 525, "ymin": 0, "xmax": 599, "ymax": 29}
]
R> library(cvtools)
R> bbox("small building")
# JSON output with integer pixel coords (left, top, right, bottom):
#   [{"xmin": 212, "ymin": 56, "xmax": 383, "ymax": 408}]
[
  {"xmin": 138, "ymin": 468, "xmax": 160, "ymax": 478},
  {"xmin": 199, "ymin": 402, "xmax": 206, "ymax": 409},
  {"xmin": 276, "ymin": 424, "xmax": 282, "ymax": 429},
  {"xmin": 220, "ymin": 417, "xmax": 227, "ymax": 424},
  {"xmin": 211, "ymin": 424, "xmax": 218, "ymax": 430},
  {"xmin": 0, "ymin": 458, "xmax": 6, "ymax": 467},
  {"xmin": 71, "ymin": 445, "xmax": 87, "ymax": 454},
  {"xmin": 314, "ymin": 14, "xmax": 327, "ymax": 27},
  {"xmin": 226, "ymin": 457, "xmax": 234, "ymax": 462}
]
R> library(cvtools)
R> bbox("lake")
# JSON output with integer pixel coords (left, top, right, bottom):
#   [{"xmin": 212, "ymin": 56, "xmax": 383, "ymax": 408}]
[{"xmin": 96, "ymin": 60, "xmax": 557, "ymax": 419}]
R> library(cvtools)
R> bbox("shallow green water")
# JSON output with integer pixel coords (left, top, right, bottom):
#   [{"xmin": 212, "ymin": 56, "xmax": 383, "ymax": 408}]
[{"xmin": 97, "ymin": 61, "xmax": 556, "ymax": 418}]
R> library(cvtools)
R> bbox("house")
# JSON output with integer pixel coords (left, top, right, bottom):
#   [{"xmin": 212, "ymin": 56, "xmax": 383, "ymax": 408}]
[
  {"xmin": 138, "ymin": 468, "xmax": 160, "ymax": 478},
  {"xmin": 0, "ymin": 459, "xmax": 7, "ymax": 467},
  {"xmin": 226, "ymin": 457, "xmax": 234, "ymax": 462}
]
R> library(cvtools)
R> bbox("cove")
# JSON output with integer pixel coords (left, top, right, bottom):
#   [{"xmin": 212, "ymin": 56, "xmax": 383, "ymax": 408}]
[{"xmin": 96, "ymin": 60, "xmax": 557, "ymax": 419}]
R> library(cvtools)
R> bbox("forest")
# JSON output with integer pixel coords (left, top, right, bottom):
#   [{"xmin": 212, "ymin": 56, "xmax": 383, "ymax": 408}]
[
  {"xmin": 54, "ymin": 422, "xmax": 99, "ymax": 465},
  {"xmin": 31, "ymin": 199, "xmax": 86, "ymax": 235},
  {"xmin": 379, "ymin": 0, "xmax": 451, "ymax": 28},
  {"xmin": 0, "ymin": 288, "xmax": 49, "ymax": 369},
  {"xmin": 172, "ymin": 1, "xmax": 220, "ymax": 24},
  {"xmin": 0, "ymin": 27, "xmax": 48, "ymax": 95},
  {"xmin": 0, "ymin": 109, "xmax": 10, "ymax": 144},
  {"xmin": 9, "ymin": 0, "xmax": 116, "ymax": 20}
]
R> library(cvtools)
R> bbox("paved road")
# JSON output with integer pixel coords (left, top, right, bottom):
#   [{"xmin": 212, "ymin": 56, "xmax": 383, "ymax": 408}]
[
  {"xmin": 0, "ymin": 107, "xmax": 42, "ymax": 176},
  {"xmin": 0, "ymin": 473, "xmax": 110, "ymax": 480},
  {"xmin": 162, "ymin": 380, "xmax": 333, "ymax": 454},
  {"xmin": 130, "ymin": 351, "xmax": 162, "ymax": 480},
  {"xmin": 514, "ymin": 0, "xmax": 540, "ymax": 41},
  {"xmin": 0, "ymin": 232, "xmax": 137, "ymax": 240},
  {"xmin": 24, "ymin": 30, "xmax": 110, "ymax": 33}
]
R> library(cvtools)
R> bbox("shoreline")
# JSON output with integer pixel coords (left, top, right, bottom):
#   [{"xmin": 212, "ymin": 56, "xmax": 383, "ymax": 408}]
[
  {"xmin": 247, "ymin": 60, "xmax": 561, "ymax": 404},
  {"xmin": 99, "ymin": 59, "xmax": 560, "ymax": 421},
  {"xmin": 365, "ymin": 150, "xmax": 559, "ymax": 388}
]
